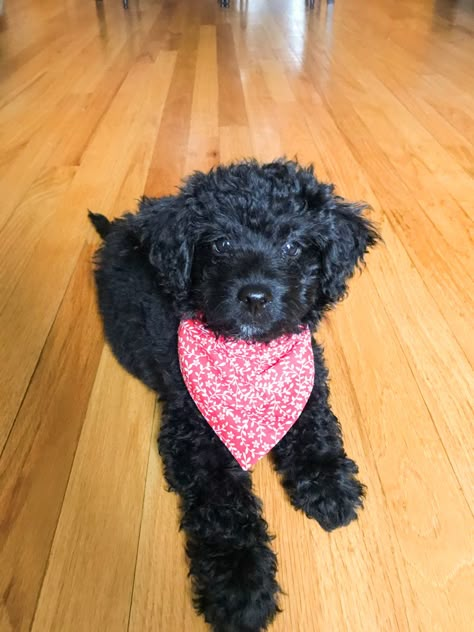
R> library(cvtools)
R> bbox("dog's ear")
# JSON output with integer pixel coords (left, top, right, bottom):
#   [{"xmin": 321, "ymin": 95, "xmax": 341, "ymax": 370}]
[
  {"xmin": 134, "ymin": 195, "xmax": 194, "ymax": 302},
  {"xmin": 297, "ymin": 167, "xmax": 379, "ymax": 304},
  {"xmin": 318, "ymin": 197, "xmax": 379, "ymax": 304}
]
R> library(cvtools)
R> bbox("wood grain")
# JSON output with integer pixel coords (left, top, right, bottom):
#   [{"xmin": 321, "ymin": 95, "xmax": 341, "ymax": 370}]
[
  {"xmin": 1, "ymin": 0, "xmax": 472, "ymax": 631},
  {"xmin": 31, "ymin": 345, "xmax": 155, "ymax": 632},
  {"xmin": 0, "ymin": 245, "xmax": 103, "ymax": 632}
]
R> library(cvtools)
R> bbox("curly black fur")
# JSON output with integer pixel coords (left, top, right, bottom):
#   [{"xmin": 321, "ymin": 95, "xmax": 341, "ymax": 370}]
[{"xmin": 90, "ymin": 159, "xmax": 379, "ymax": 631}]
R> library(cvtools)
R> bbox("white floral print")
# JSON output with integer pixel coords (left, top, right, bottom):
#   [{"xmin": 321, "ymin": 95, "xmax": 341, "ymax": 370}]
[{"xmin": 178, "ymin": 319, "xmax": 315, "ymax": 470}]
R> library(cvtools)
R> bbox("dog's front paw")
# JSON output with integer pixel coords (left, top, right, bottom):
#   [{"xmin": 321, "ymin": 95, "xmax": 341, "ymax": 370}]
[
  {"xmin": 287, "ymin": 456, "xmax": 365, "ymax": 531},
  {"xmin": 188, "ymin": 540, "xmax": 280, "ymax": 632}
]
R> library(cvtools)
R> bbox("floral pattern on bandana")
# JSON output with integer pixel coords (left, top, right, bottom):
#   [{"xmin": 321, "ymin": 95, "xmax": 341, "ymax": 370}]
[{"xmin": 178, "ymin": 319, "xmax": 315, "ymax": 470}]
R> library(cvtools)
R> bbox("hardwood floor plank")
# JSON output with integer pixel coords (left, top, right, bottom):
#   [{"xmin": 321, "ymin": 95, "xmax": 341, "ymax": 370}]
[
  {"xmin": 144, "ymin": 24, "xmax": 199, "ymax": 196},
  {"xmin": 219, "ymin": 125, "xmax": 253, "ymax": 162},
  {"xmin": 260, "ymin": 60, "xmax": 295, "ymax": 104},
  {"xmin": 185, "ymin": 25, "xmax": 219, "ymax": 174},
  {"xmin": 31, "ymin": 347, "xmax": 155, "ymax": 632},
  {"xmin": 103, "ymin": 50, "xmax": 178, "ymax": 218},
  {"xmin": 240, "ymin": 66, "xmax": 283, "ymax": 161},
  {"xmin": 0, "ymin": 245, "xmax": 103, "ymax": 632},
  {"xmin": 217, "ymin": 23, "xmax": 248, "ymax": 128}
]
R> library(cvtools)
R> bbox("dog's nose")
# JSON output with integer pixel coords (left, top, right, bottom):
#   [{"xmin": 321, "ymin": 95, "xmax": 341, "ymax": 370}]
[{"xmin": 238, "ymin": 285, "xmax": 272, "ymax": 314}]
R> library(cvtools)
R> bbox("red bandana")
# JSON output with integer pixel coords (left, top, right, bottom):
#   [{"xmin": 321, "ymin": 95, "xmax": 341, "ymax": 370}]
[{"xmin": 178, "ymin": 318, "xmax": 314, "ymax": 470}]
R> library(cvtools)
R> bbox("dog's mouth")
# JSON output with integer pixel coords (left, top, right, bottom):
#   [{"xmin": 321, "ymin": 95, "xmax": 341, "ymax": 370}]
[
  {"xmin": 237, "ymin": 323, "xmax": 267, "ymax": 340},
  {"xmin": 199, "ymin": 311, "xmax": 304, "ymax": 344},
  {"xmin": 198, "ymin": 316, "xmax": 269, "ymax": 342}
]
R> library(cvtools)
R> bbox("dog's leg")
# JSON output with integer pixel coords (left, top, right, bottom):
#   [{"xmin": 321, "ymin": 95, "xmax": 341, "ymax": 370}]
[
  {"xmin": 271, "ymin": 343, "xmax": 365, "ymax": 532},
  {"xmin": 159, "ymin": 400, "xmax": 280, "ymax": 632}
]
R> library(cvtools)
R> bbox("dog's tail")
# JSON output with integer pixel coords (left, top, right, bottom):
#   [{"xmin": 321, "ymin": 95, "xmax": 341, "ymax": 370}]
[{"xmin": 88, "ymin": 210, "xmax": 111, "ymax": 239}]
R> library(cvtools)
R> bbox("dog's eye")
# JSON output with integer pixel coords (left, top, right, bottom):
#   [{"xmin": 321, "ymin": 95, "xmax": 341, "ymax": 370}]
[
  {"xmin": 212, "ymin": 238, "xmax": 232, "ymax": 254},
  {"xmin": 282, "ymin": 241, "xmax": 302, "ymax": 257}
]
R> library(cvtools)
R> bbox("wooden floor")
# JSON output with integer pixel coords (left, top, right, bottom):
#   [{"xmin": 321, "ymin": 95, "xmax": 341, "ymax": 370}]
[{"xmin": 1, "ymin": 0, "xmax": 473, "ymax": 630}]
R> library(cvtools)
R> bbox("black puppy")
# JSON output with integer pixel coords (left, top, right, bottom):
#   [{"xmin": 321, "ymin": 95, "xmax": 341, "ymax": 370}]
[{"xmin": 89, "ymin": 159, "xmax": 379, "ymax": 632}]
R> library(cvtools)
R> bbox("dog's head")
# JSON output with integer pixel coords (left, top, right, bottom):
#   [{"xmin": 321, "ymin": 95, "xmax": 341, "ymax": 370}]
[{"xmin": 136, "ymin": 160, "xmax": 379, "ymax": 341}]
